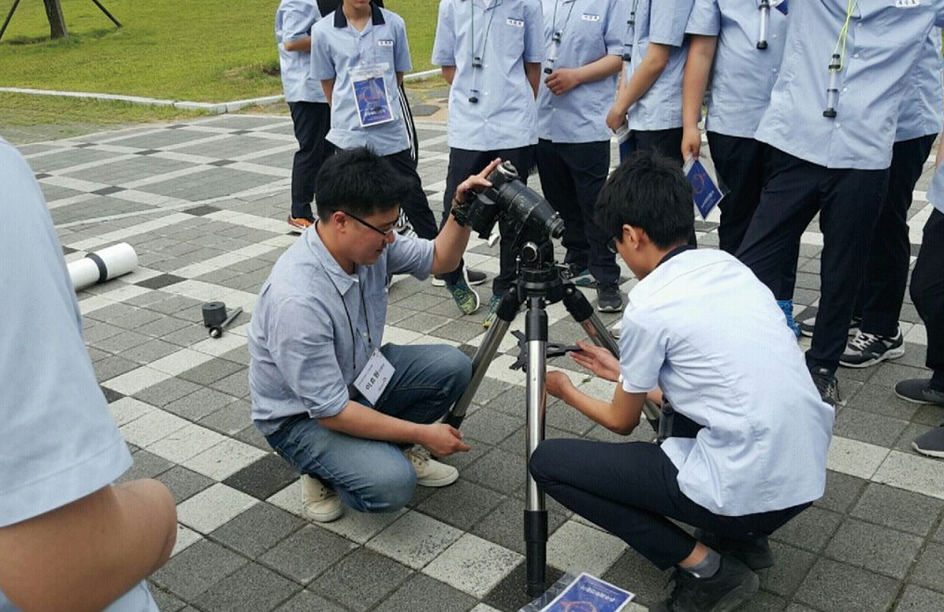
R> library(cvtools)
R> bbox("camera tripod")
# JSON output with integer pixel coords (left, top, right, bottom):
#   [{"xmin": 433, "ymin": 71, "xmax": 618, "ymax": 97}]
[{"xmin": 443, "ymin": 240, "xmax": 662, "ymax": 597}]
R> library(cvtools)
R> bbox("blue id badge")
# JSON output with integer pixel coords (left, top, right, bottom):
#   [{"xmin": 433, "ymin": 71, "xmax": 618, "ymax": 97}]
[
  {"xmin": 539, "ymin": 573, "xmax": 634, "ymax": 612},
  {"xmin": 351, "ymin": 64, "xmax": 394, "ymax": 127},
  {"xmin": 772, "ymin": 0, "xmax": 789, "ymax": 14},
  {"xmin": 928, "ymin": 163, "xmax": 944, "ymax": 214},
  {"xmin": 684, "ymin": 156, "xmax": 726, "ymax": 219}
]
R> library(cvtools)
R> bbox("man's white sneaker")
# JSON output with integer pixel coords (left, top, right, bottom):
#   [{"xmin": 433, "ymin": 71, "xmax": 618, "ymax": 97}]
[
  {"xmin": 404, "ymin": 447, "xmax": 459, "ymax": 487},
  {"xmin": 300, "ymin": 474, "xmax": 343, "ymax": 522}
]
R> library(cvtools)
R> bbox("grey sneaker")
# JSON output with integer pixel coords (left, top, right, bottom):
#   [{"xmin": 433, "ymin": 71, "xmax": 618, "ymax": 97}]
[
  {"xmin": 810, "ymin": 366, "xmax": 841, "ymax": 407},
  {"xmin": 597, "ymin": 284, "xmax": 623, "ymax": 312},
  {"xmin": 483, "ymin": 294, "xmax": 502, "ymax": 328},
  {"xmin": 913, "ymin": 425, "xmax": 944, "ymax": 458},
  {"xmin": 798, "ymin": 312, "xmax": 860, "ymax": 339},
  {"xmin": 447, "ymin": 273, "xmax": 481, "ymax": 315},
  {"xmin": 840, "ymin": 328, "xmax": 904, "ymax": 368},
  {"xmin": 895, "ymin": 379, "xmax": 944, "ymax": 405}
]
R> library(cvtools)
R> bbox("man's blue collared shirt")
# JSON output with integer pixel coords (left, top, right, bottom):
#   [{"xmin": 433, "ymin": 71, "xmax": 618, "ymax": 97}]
[
  {"xmin": 625, "ymin": 0, "xmax": 694, "ymax": 132},
  {"xmin": 896, "ymin": 28, "xmax": 943, "ymax": 142},
  {"xmin": 685, "ymin": 0, "xmax": 788, "ymax": 139},
  {"xmin": 276, "ymin": 0, "xmax": 327, "ymax": 103},
  {"xmin": 310, "ymin": 5, "xmax": 413, "ymax": 155},
  {"xmin": 432, "ymin": 0, "xmax": 545, "ymax": 151},
  {"xmin": 755, "ymin": 0, "xmax": 944, "ymax": 170},
  {"xmin": 249, "ymin": 226, "xmax": 434, "ymax": 435},
  {"xmin": 536, "ymin": 0, "xmax": 626, "ymax": 143}
]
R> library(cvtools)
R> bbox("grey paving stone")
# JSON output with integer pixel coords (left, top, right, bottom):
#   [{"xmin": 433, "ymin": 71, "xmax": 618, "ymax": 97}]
[
  {"xmin": 110, "ymin": 307, "xmax": 165, "ymax": 330},
  {"xmin": 179, "ymin": 359, "xmax": 244, "ymax": 386},
  {"xmin": 845, "ymin": 382, "xmax": 920, "ymax": 420},
  {"xmin": 309, "ymin": 547, "xmax": 412, "ymax": 611},
  {"xmin": 814, "ymin": 470, "xmax": 868, "ymax": 514},
  {"xmin": 199, "ymin": 400, "xmax": 252, "ymax": 435},
  {"xmin": 601, "ymin": 548, "xmax": 670, "ymax": 607},
  {"xmin": 851, "ymin": 484, "xmax": 943, "ymax": 537},
  {"xmin": 833, "ymin": 407, "xmax": 911, "ymax": 448},
  {"xmin": 235, "ymin": 424, "xmax": 272, "ymax": 451},
  {"xmin": 220, "ymin": 344, "xmax": 251, "ymax": 366},
  {"xmin": 770, "ymin": 506, "xmax": 843, "ymax": 553},
  {"xmin": 374, "ymin": 573, "xmax": 478, "ymax": 612},
  {"xmin": 893, "ymin": 422, "xmax": 935, "ymax": 453},
  {"xmin": 761, "ymin": 541, "xmax": 816, "ymax": 599},
  {"xmin": 794, "ymin": 559, "xmax": 899, "ymax": 612},
  {"xmin": 211, "ymin": 502, "xmax": 305, "ymax": 559},
  {"xmin": 470, "ymin": 497, "xmax": 568, "ymax": 556},
  {"xmin": 416, "ymin": 480, "xmax": 506, "ymax": 531},
  {"xmin": 826, "ymin": 518, "xmax": 923, "ymax": 580},
  {"xmin": 223, "ymin": 453, "xmax": 298, "ymax": 500},
  {"xmin": 152, "ymin": 539, "xmax": 248, "ymax": 600},
  {"xmin": 739, "ymin": 591, "xmax": 788, "ymax": 612},
  {"xmin": 910, "ymin": 542, "xmax": 944, "ymax": 593},
  {"xmin": 148, "ymin": 583, "xmax": 186, "ymax": 612},
  {"xmin": 117, "ymin": 450, "xmax": 174, "ymax": 484},
  {"xmin": 463, "ymin": 447, "xmax": 527, "ymax": 499},
  {"xmin": 137, "ymin": 316, "xmax": 192, "ymax": 339},
  {"xmin": 934, "ymin": 518, "xmax": 944, "ymax": 543},
  {"xmin": 895, "ymin": 584, "xmax": 944, "ymax": 612},
  {"xmin": 545, "ymin": 399, "xmax": 597, "ymax": 435},
  {"xmin": 437, "ymin": 439, "xmax": 490, "ymax": 472},
  {"xmin": 121, "ymin": 339, "xmax": 180, "ymax": 365},
  {"xmin": 461, "ymin": 409, "xmax": 525, "ymax": 446},
  {"xmin": 432, "ymin": 320, "xmax": 489, "ymax": 343},
  {"xmin": 134, "ymin": 377, "xmax": 203, "ymax": 407},
  {"xmin": 480, "ymin": 562, "xmax": 566, "ymax": 612},
  {"xmin": 193, "ymin": 562, "xmax": 300, "ymax": 612},
  {"xmin": 94, "ymin": 329, "xmax": 154, "ymax": 353},
  {"xmin": 83, "ymin": 321, "xmax": 126, "ymax": 343},
  {"xmin": 397, "ymin": 311, "xmax": 452, "ymax": 333},
  {"xmin": 164, "ymin": 387, "xmax": 238, "ymax": 422},
  {"xmin": 87, "ymin": 301, "xmax": 140, "ymax": 322},
  {"xmin": 481, "ymin": 387, "xmax": 528, "ymax": 417},
  {"xmin": 148, "ymin": 295, "xmax": 203, "ymax": 315},
  {"xmin": 274, "ymin": 589, "xmax": 353, "ymax": 612},
  {"xmin": 209, "ymin": 370, "xmax": 250, "ymax": 398},
  {"xmin": 261, "ymin": 524, "xmax": 357, "ymax": 584},
  {"xmin": 93, "ymin": 354, "xmax": 139, "ymax": 381},
  {"xmin": 156, "ymin": 466, "xmax": 215, "ymax": 504},
  {"xmin": 162, "ymin": 324, "xmax": 212, "ymax": 347}
]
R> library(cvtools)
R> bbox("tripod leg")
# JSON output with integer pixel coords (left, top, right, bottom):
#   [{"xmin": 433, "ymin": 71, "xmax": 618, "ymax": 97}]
[
  {"xmin": 524, "ymin": 296, "xmax": 548, "ymax": 596},
  {"xmin": 90, "ymin": 0, "xmax": 122, "ymax": 27},
  {"xmin": 0, "ymin": 0, "xmax": 22, "ymax": 43},
  {"xmin": 443, "ymin": 289, "xmax": 520, "ymax": 428},
  {"xmin": 562, "ymin": 285, "xmax": 662, "ymax": 429}
]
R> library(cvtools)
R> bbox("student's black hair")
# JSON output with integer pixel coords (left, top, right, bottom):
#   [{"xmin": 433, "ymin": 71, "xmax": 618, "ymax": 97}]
[
  {"xmin": 594, "ymin": 151, "xmax": 694, "ymax": 249},
  {"xmin": 314, "ymin": 147, "xmax": 410, "ymax": 220}
]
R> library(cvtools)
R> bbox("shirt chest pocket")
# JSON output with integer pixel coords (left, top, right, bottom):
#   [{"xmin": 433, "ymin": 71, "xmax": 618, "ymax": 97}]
[
  {"xmin": 856, "ymin": 0, "xmax": 931, "ymax": 45},
  {"xmin": 570, "ymin": 13, "xmax": 605, "ymax": 59},
  {"xmin": 373, "ymin": 38, "xmax": 397, "ymax": 66},
  {"xmin": 499, "ymin": 15, "xmax": 526, "ymax": 58}
]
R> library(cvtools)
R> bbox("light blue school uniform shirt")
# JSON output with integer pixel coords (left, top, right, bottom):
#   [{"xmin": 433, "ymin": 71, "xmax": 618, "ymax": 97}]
[
  {"xmin": 432, "ymin": 0, "xmax": 545, "ymax": 151},
  {"xmin": 249, "ymin": 225, "xmax": 434, "ymax": 435},
  {"xmin": 619, "ymin": 249, "xmax": 834, "ymax": 516},
  {"xmin": 625, "ymin": 0, "xmax": 695, "ymax": 132},
  {"xmin": 310, "ymin": 5, "xmax": 412, "ymax": 155},
  {"xmin": 276, "ymin": 0, "xmax": 327, "ymax": 103},
  {"xmin": 685, "ymin": 0, "xmax": 788, "ymax": 139},
  {"xmin": 896, "ymin": 28, "xmax": 943, "ymax": 142},
  {"xmin": 536, "ymin": 0, "xmax": 626, "ymax": 143},
  {"xmin": 928, "ymin": 160, "xmax": 944, "ymax": 214},
  {"xmin": 0, "ymin": 138, "xmax": 158, "ymax": 612},
  {"xmin": 755, "ymin": 0, "xmax": 944, "ymax": 170}
]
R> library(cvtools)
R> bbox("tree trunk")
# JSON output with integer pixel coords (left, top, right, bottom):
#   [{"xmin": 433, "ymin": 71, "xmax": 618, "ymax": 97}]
[{"xmin": 43, "ymin": 0, "xmax": 68, "ymax": 39}]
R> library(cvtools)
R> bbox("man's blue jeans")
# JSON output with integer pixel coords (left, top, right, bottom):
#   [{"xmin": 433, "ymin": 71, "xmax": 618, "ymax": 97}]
[{"xmin": 265, "ymin": 344, "xmax": 472, "ymax": 513}]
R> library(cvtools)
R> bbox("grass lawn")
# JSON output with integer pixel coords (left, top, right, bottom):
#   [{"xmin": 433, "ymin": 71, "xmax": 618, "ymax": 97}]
[{"xmin": 0, "ymin": 0, "xmax": 440, "ymax": 102}]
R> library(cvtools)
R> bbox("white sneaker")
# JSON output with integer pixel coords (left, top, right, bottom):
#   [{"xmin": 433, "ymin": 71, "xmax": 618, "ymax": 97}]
[
  {"xmin": 300, "ymin": 475, "xmax": 343, "ymax": 522},
  {"xmin": 404, "ymin": 447, "xmax": 459, "ymax": 487}
]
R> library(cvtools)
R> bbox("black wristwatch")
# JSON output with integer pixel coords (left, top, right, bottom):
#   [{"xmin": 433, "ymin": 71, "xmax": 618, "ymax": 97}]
[{"xmin": 451, "ymin": 194, "xmax": 473, "ymax": 227}]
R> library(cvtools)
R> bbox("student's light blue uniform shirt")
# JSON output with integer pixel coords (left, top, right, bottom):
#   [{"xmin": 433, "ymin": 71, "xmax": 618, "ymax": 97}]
[
  {"xmin": 755, "ymin": 0, "xmax": 944, "ymax": 170},
  {"xmin": 928, "ymin": 158, "xmax": 944, "ymax": 214},
  {"xmin": 536, "ymin": 0, "xmax": 626, "ymax": 143},
  {"xmin": 619, "ymin": 249, "xmax": 834, "ymax": 516},
  {"xmin": 0, "ymin": 138, "xmax": 158, "ymax": 612},
  {"xmin": 895, "ymin": 28, "xmax": 943, "ymax": 142},
  {"xmin": 625, "ymin": 0, "xmax": 695, "ymax": 132},
  {"xmin": 310, "ymin": 6, "xmax": 413, "ymax": 155},
  {"xmin": 249, "ymin": 226, "xmax": 434, "ymax": 435},
  {"xmin": 685, "ymin": 0, "xmax": 788, "ymax": 138},
  {"xmin": 276, "ymin": 0, "xmax": 327, "ymax": 103},
  {"xmin": 432, "ymin": 0, "xmax": 545, "ymax": 150}
]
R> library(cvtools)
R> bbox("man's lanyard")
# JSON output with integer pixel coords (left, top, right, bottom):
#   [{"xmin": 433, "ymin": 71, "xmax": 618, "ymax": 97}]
[
  {"xmin": 332, "ymin": 280, "xmax": 374, "ymax": 371},
  {"xmin": 824, "ymin": 0, "xmax": 858, "ymax": 118},
  {"xmin": 623, "ymin": 0, "xmax": 642, "ymax": 62},
  {"xmin": 656, "ymin": 244, "xmax": 696, "ymax": 269},
  {"xmin": 545, "ymin": 0, "xmax": 579, "ymax": 73}
]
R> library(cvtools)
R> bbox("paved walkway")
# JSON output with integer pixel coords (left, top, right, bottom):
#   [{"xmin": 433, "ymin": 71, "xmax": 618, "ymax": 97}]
[{"xmin": 17, "ymin": 115, "xmax": 944, "ymax": 612}]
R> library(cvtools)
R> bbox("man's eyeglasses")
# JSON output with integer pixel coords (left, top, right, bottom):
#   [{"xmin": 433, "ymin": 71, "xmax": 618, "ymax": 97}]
[{"xmin": 344, "ymin": 211, "xmax": 396, "ymax": 237}]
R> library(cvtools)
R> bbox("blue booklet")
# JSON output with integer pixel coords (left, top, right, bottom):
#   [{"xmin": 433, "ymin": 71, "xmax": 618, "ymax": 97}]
[
  {"xmin": 540, "ymin": 573, "xmax": 634, "ymax": 612},
  {"xmin": 684, "ymin": 157, "xmax": 725, "ymax": 219}
]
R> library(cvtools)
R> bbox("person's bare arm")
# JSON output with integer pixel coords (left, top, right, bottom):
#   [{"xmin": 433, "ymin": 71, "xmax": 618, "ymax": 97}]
[
  {"xmin": 0, "ymin": 479, "xmax": 176, "ymax": 612},
  {"xmin": 546, "ymin": 371, "xmax": 646, "ymax": 434},
  {"xmin": 681, "ymin": 35, "xmax": 717, "ymax": 160},
  {"xmin": 321, "ymin": 79, "xmax": 335, "ymax": 105},
  {"xmin": 936, "ymin": 129, "xmax": 944, "ymax": 168},
  {"xmin": 319, "ymin": 401, "xmax": 470, "ymax": 456},
  {"xmin": 441, "ymin": 65, "xmax": 456, "ymax": 85},
  {"xmin": 525, "ymin": 62, "xmax": 542, "ymax": 97},
  {"xmin": 544, "ymin": 55, "xmax": 622, "ymax": 96},
  {"xmin": 284, "ymin": 36, "xmax": 312, "ymax": 52},
  {"xmin": 606, "ymin": 42, "xmax": 672, "ymax": 131}
]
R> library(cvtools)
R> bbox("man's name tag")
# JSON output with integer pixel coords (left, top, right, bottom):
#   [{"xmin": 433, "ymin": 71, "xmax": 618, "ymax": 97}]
[
  {"xmin": 506, "ymin": 18, "xmax": 524, "ymax": 27},
  {"xmin": 353, "ymin": 348, "xmax": 395, "ymax": 405},
  {"xmin": 351, "ymin": 63, "xmax": 394, "ymax": 127},
  {"xmin": 581, "ymin": 13, "xmax": 601, "ymax": 22},
  {"xmin": 377, "ymin": 39, "xmax": 394, "ymax": 47}
]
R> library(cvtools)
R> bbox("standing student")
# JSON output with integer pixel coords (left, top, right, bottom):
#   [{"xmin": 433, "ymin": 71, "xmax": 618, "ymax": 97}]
[
  {"xmin": 535, "ymin": 0, "xmax": 626, "ymax": 312},
  {"xmin": 735, "ymin": 1, "xmax": 944, "ymax": 406},
  {"xmin": 682, "ymin": 0, "xmax": 801, "ymax": 333},
  {"xmin": 278, "ymin": 0, "xmax": 334, "ymax": 232},
  {"xmin": 432, "ymin": 0, "xmax": 545, "ymax": 327}
]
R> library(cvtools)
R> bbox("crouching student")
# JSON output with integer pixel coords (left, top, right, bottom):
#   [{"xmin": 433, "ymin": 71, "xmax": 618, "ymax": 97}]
[{"xmin": 529, "ymin": 151, "xmax": 833, "ymax": 612}]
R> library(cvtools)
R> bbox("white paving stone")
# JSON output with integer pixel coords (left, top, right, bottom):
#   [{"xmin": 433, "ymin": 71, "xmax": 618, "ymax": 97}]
[
  {"xmin": 149, "ymin": 347, "xmax": 215, "ymax": 376},
  {"xmin": 873, "ymin": 450, "xmax": 944, "ymax": 501},
  {"xmin": 102, "ymin": 366, "xmax": 171, "ymax": 396},
  {"xmin": 176, "ymin": 483, "xmax": 258, "ymax": 534},
  {"xmin": 547, "ymin": 520, "xmax": 626, "ymax": 577},
  {"xmin": 108, "ymin": 397, "xmax": 155, "ymax": 427},
  {"xmin": 826, "ymin": 435, "xmax": 889, "ymax": 480},
  {"xmin": 183, "ymin": 438, "xmax": 267, "ymax": 481},
  {"xmin": 367, "ymin": 510, "xmax": 463, "ymax": 570},
  {"xmin": 171, "ymin": 524, "xmax": 203, "ymax": 557},
  {"xmin": 423, "ymin": 533, "xmax": 523, "ymax": 598},
  {"xmin": 147, "ymin": 423, "xmax": 228, "ymax": 464},
  {"xmin": 119, "ymin": 409, "xmax": 190, "ymax": 448}
]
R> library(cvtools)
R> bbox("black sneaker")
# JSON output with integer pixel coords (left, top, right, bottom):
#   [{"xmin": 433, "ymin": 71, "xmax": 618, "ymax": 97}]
[
  {"xmin": 913, "ymin": 425, "xmax": 944, "ymax": 458},
  {"xmin": 895, "ymin": 379, "xmax": 944, "ymax": 405},
  {"xmin": 652, "ymin": 555, "xmax": 759, "ymax": 612},
  {"xmin": 433, "ymin": 268, "xmax": 487, "ymax": 287},
  {"xmin": 797, "ymin": 312, "xmax": 860, "ymax": 339},
  {"xmin": 597, "ymin": 284, "xmax": 623, "ymax": 312},
  {"xmin": 840, "ymin": 329, "xmax": 904, "ymax": 368},
  {"xmin": 810, "ymin": 366, "xmax": 841, "ymax": 407},
  {"xmin": 694, "ymin": 531, "xmax": 774, "ymax": 571}
]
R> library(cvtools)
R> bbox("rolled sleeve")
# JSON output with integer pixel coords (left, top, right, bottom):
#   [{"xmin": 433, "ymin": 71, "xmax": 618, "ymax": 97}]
[
  {"xmin": 685, "ymin": 0, "xmax": 720, "ymax": 36},
  {"xmin": 394, "ymin": 17, "xmax": 413, "ymax": 73},
  {"xmin": 618, "ymin": 306, "xmax": 667, "ymax": 393},
  {"xmin": 432, "ymin": 0, "xmax": 457, "ymax": 66},
  {"xmin": 270, "ymin": 297, "xmax": 349, "ymax": 419},
  {"xmin": 281, "ymin": 0, "xmax": 315, "ymax": 42},
  {"xmin": 523, "ymin": 0, "xmax": 545, "ymax": 63},
  {"xmin": 650, "ymin": 0, "xmax": 695, "ymax": 46},
  {"xmin": 604, "ymin": 0, "xmax": 628, "ymax": 56},
  {"xmin": 310, "ymin": 27, "xmax": 336, "ymax": 81},
  {"xmin": 387, "ymin": 234, "xmax": 434, "ymax": 279}
]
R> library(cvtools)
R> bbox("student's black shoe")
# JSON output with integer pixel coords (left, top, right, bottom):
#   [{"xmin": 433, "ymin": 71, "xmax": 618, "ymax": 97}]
[
  {"xmin": 810, "ymin": 366, "xmax": 840, "ymax": 407},
  {"xmin": 913, "ymin": 424, "xmax": 944, "ymax": 458},
  {"xmin": 840, "ymin": 328, "xmax": 904, "ymax": 368},
  {"xmin": 597, "ymin": 284, "xmax": 623, "ymax": 312},
  {"xmin": 652, "ymin": 555, "xmax": 759, "ymax": 612},
  {"xmin": 433, "ymin": 269, "xmax": 487, "ymax": 286},
  {"xmin": 895, "ymin": 379, "xmax": 944, "ymax": 406},
  {"xmin": 797, "ymin": 311, "xmax": 860, "ymax": 339},
  {"xmin": 694, "ymin": 531, "xmax": 774, "ymax": 571}
]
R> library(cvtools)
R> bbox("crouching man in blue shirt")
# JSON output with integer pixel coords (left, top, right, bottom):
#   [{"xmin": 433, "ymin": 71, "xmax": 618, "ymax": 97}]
[
  {"xmin": 250, "ymin": 147, "xmax": 498, "ymax": 522},
  {"xmin": 530, "ymin": 152, "xmax": 833, "ymax": 612}
]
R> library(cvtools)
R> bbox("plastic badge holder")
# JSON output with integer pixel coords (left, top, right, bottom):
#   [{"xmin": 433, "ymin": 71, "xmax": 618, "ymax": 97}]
[{"xmin": 518, "ymin": 572, "xmax": 635, "ymax": 612}]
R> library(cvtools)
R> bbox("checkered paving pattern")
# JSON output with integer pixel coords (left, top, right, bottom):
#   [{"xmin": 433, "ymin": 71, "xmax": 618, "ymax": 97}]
[{"xmin": 18, "ymin": 114, "xmax": 944, "ymax": 612}]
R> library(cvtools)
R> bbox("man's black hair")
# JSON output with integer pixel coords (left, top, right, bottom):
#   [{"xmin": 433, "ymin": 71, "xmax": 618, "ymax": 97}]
[
  {"xmin": 314, "ymin": 147, "xmax": 410, "ymax": 220},
  {"xmin": 594, "ymin": 151, "xmax": 694, "ymax": 249}
]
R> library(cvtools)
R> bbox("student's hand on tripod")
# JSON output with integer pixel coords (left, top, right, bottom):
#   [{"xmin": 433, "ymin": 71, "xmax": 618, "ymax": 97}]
[
  {"xmin": 570, "ymin": 340, "xmax": 620, "ymax": 382},
  {"xmin": 419, "ymin": 423, "xmax": 470, "ymax": 457},
  {"xmin": 545, "ymin": 371, "xmax": 574, "ymax": 400}
]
